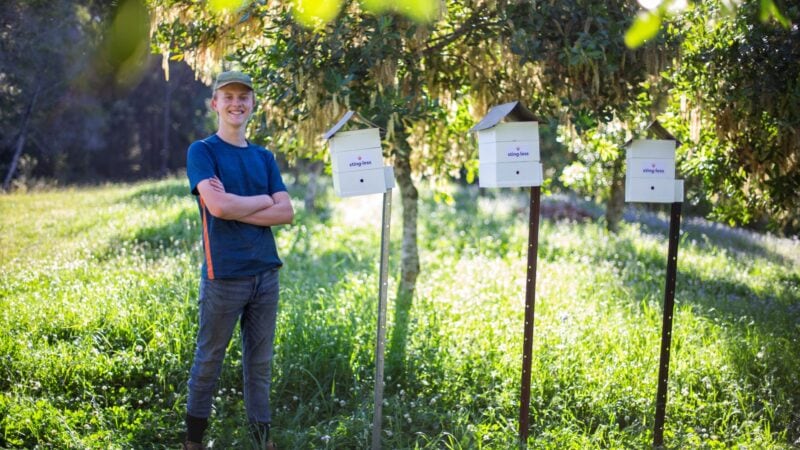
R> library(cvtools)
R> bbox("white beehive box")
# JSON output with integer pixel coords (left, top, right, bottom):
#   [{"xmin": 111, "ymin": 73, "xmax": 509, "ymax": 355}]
[
  {"xmin": 470, "ymin": 102, "xmax": 544, "ymax": 188},
  {"xmin": 625, "ymin": 139, "xmax": 684, "ymax": 203},
  {"xmin": 331, "ymin": 164, "xmax": 395, "ymax": 197},
  {"xmin": 324, "ymin": 112, "xmax": 395, "ymax": 197},
  {"xmin": 477, "ymin": 122, "xmax": 541, "ymax": 163},
  {"xmin": 479, "ymin": 161, "xmax": 544, "ymax": 188}
]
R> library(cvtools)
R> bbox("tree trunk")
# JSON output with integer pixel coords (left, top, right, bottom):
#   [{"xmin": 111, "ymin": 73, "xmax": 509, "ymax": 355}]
[
  {"xmin": 387, "ymin": 147, "xmax": 419, "ymax": 377},
  {"xmin": 605, "ymin": 155, "xmax": 625, "ymax": 233},
  {"xmin": 3, "ymin": 83, "xmax": 40, "ymax": 192},
  {"xmin": 303, "ymin": 160, "xmax": 323, "ymax": 214},
  {"xmin": 395, "ymin": 155, "xmax": 419, "ymax": 300},
  {"xmin": 160, "ymin": 70, "xmax": 173, "ymax": 177}
]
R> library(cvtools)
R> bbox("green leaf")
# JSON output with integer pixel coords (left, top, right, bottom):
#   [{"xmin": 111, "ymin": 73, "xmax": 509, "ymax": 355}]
[
  {"xmin": 207, "ymin": 0, "xmax": 249, "ymax": 14},
  {"xmin": 624, "ymin": 11, "xmax": 662, "ymax": 49},
  {"xmin": 760, "ymin": 0, "xmax": 791, "ymax": 27},
  {"xmin": 292, "ymin": 0, "xmax": 344, "ymax": 28},
  {"xmin": 361, "ymin": 0, "xmax": 391, "ymax": 15},
  {"xmin": 400, "ymin": 0, "xmax": 439, "ymax": 23}
]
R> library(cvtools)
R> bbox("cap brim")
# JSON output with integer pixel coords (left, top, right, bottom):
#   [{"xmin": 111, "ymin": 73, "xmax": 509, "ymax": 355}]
[{"xmin": 215, "ymin": 81, "xmax": 253, "ymax": 90}]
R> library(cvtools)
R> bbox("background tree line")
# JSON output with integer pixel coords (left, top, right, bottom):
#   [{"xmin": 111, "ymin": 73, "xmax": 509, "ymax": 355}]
[
  {"xmin": 2, "ymin": 0, "xmax": 798, "ymax": 236},
  {"xmin": 0, "ymin": 0, "xmax": 210, "ymax": 191}
]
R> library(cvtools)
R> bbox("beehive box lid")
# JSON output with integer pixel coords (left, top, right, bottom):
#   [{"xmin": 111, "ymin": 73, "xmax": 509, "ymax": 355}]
[
  {"xmin": 323, "ymin": 111, "xmax": 383, "ymax": 140},
  {"xmin": 628, "ymin": 139, "xmax": 677, "ymax": 160},
  {"xmin": 470, "ymin": 101, "xmax": 537, "ymax": 132}
]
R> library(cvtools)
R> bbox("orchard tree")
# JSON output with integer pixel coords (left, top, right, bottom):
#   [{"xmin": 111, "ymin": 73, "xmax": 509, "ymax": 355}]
[
  {"xmin": 150, "ymin": 0, "xmax": 553, "ymax": 369},
  {"xmin": 0, "ymin": 0, "xmax": 169, "ymax": 188},
  {"xmin": 664, "ymin": 0, "xmax": 799, "ymax": 234},
  {"xmin": 150, "ymin": 0, "xmax": 687, "ymax": 374},
  {"xmin": 0, "ymin": 0, "xmax": 86, "ymax": 190},
  {"xmin": 617, "ymin": 0, "xmax": 797, "ymax": 234},
  {"xmin": 508, "ymin": 0, "xmax": 796, "ymax": 234},
  {"xmin": 506, "ymin": 0, "xmax": 676, "ymax": 232}
]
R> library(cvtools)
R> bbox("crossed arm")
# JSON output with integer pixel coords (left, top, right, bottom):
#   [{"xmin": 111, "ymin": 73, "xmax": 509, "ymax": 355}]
[{"xmin": 196, "ymin": 176, "xmax": 294, "ymax": 226}]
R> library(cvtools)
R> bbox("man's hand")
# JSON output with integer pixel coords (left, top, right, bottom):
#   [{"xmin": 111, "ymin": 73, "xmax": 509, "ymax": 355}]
[
  {"xmin": 236, "ymin": 191, "xmax": 294, "ymax": 226},
  {"xmin": 207, "ymin": 176, "xmax": 226, "ymax": 193},
  {"xmin": 197, "ymin": 177, "xmax": 275, "ymax": 220},
  {"xmin": 206, "ymin": 176, "xmax": 275, "ymax": 207}
]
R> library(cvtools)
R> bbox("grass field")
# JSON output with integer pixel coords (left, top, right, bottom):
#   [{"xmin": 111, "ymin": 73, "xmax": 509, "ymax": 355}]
[{"xmin": 0, "ymin": 177, "xmax": 798, "ymax": 449}]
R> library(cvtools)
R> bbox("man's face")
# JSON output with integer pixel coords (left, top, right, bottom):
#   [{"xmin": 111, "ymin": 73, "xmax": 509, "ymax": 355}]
[{"xmin": 211, "ymin": 84, "xmax": 254, "ymax": 129}]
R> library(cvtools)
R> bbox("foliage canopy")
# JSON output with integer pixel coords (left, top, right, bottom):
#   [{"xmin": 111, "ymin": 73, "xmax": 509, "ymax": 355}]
[
  {"xmin": 149, "ymin": 0, "xmax": 800, "ymax": 239},
  {"xmin": 665, "ymin": 1, "xmax": 800, "ymax": 232}
]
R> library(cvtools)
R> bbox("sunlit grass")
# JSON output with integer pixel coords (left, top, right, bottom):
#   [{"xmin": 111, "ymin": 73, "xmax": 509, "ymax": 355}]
[{"xmin": 0, "ymin": 178, "xmax": 798, "ymax": 449}]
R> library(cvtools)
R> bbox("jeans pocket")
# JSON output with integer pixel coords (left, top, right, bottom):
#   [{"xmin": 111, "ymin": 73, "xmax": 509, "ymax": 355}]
[{"xmin": 200, "ymin": 276, "xmax": 251, "ymax": 313}]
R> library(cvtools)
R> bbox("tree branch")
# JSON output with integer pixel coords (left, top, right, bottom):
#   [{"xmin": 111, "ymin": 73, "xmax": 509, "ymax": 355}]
[{"xmin": 422, "ymin": 8, "xmax": 503, "ymax": 57}]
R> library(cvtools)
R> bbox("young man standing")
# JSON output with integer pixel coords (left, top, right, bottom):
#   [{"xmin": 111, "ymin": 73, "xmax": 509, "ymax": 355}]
[{"xmin": 183, "ymin": 70, "xmax": 293, "ymax": 450}]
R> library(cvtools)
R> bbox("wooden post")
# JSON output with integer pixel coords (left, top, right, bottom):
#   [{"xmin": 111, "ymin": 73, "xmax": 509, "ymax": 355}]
[
  {"xmin": 372, "ymin": 190, "xmax": 392, "ymax": 450},
  {"xmin": 519, "ymin": 186, "xmax": 541, "ymax": 446},
  {"xmin": 653, "ymin": 202, "xmax": 682, "ymax": 447}
]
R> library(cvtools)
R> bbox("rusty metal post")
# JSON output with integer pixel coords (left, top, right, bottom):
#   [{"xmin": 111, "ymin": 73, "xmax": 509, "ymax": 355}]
[
  {"xmin": 371, "ymin": 189, "xmax": 392, "ymax": 450},
  {"xmin": 653, "ymin": 201, "xmax": 682, "ymax": 447},
  {"xmin": 519, "ymin": 186, "xmax": 541, "ymax": 446}
]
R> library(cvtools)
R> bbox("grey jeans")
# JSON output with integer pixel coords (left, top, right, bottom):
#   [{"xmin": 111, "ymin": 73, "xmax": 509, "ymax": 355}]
[{"xmin": 186, "ymin": 268, "xmax": 280, "ymax": 424}]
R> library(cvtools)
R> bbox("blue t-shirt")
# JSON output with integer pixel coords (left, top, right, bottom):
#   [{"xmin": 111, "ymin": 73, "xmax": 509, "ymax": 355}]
[{"xmin": 186, "ymin": 134, "xmax": 287, "ymax": 279}]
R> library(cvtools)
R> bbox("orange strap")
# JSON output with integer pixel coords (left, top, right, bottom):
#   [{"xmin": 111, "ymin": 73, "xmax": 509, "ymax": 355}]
[{"xmin": 199, "ymin": 196, "xmax": 215, "ymax": 280}]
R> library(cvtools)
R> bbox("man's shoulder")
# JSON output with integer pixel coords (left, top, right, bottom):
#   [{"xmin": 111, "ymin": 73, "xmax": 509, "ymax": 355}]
[
  {"xmin": 189, "ymin": 135, "xmax": 218, "ymax": 151},
  {"xmin": 198, "ymin": 134, "xmax": 221, "ymax": 147},
  {"xmin": 249, "ymin": 142, "xmax": 276, "ymax": 158}
]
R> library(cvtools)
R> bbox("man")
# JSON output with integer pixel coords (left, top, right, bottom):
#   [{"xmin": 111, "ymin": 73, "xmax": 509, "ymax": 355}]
[{"xmin": 183, "ymin": 70, "xmax": 293, "ymax": 450}]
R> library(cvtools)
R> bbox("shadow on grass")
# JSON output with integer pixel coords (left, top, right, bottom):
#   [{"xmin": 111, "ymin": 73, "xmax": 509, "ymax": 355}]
[
  {"xmin": 385, "ymin": 185, "xmax": 529, "ymax": 382},
  {"xmin": 624, "ymin": 206, "xmax": 798, "ymax": 268},
  {"xmin": 407, "ymin": 188, "xmax": 800, "ymax": 445},
  {"xmin": 124, "ymin": 178, "xmax": 190, "ymax": 205},
  {"xmin": 107, "ymin": 181, "xmax": 798, "ymax": 446},
  {"xmin": 91, "ymin": 207, "xmax": 199, "ymax": 263},
  {"xmin": 601, "ymin": 229, "xmax": 800, "ymax": 445},
  {"xmin": 603, "ymin": 226, "xmax": 799, "ymax": 333}
]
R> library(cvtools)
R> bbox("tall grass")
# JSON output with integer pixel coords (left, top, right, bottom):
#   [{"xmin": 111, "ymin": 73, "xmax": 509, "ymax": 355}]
[{"xmin": 0, "ymin": 178, "xmax": 798, "ymax": 449}]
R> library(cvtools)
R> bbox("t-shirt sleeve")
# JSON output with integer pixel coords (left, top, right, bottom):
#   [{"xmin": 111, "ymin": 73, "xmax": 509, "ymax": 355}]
[
  {"xmin": 266, "ymin": 152, "xmax": 287, "ymax": 195},
  {"xmin": 187, "ymin": 141, "xmax": 216, "ymax": 196}
]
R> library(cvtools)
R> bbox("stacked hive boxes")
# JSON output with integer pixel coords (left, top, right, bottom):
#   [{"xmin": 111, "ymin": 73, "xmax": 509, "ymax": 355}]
[
  {"xmin": 470, "ymin": 101, "xmax": 544, "ymax": 188},
  {"xmin": 325, "ymin": 113, "xmax": 394, "ymax": 197},
  {"xmin": 477, "ymin": 122, "xmax": 543, "ymax": 188},
  {"xmin": 625, "ymin": 140, "xmax": 683, "ymax": 203}
]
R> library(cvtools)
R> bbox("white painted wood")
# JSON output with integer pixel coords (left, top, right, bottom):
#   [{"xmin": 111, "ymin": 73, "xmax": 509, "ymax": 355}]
[
  {"xmin": 330, "ymin": 147, "xmax": 383, "ymax": 173},
  {"xmin": 477, "ymin": 122, "xmax": 539, "ymax": 144},
  {"xmin": 628, "ymin": 139, "xmax": 676, "ymax": 160},
  {"xmin": 333, "ymin": 167, "xmax": 388, "ymax": 197},
  {"xmin": 626, "ymin": 178, "xmax": 684, "ymax": 203},
  {"xmin": 384, "ymin": 166, "xmax": 395, "ymax": 190},
  {"xmin": 479, "ymin": 162, "xmax": 543, "ymax": 188},
  {"xmin": 329, "ymin": 128, "xmax": 381, "ymax": 153},
  {"xmin": 626, "ymin": 158, "xmax": 676, "ymax": 179},
  {"xmin": 478, "ymin": 140, "xmax": 540, "ymax": 163}
]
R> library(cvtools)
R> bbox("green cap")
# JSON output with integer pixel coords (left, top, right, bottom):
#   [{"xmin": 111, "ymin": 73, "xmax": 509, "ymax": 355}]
[{"xmin": 213, "ymin": 70, "xmax": 253, "ymax": 91}]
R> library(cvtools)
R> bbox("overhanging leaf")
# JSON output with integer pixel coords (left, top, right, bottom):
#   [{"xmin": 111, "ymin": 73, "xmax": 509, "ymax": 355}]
[
  {"xmin": 292, "ymin": 0, "xmax": 344, "ymax": 28},
  {"xmin": 208, "ymin": 0, "xmax": 249, "ymax": 14},
  {"xmin": 624, "ymin": 11, "xmax": 662, "ymax": 48},
  {"xmin": 760, "ymin": 0, "xmax": 791, "ymax": 27}
]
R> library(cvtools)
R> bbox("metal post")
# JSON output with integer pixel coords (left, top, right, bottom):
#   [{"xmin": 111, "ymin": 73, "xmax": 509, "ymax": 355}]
[
  {"xmin": 653, "ymin": 202, "xmax": 682, "ymax": 447},
  {"xmin": 372, "ymin": 189, "xmax": 392, "ymax": 450},
  {"xmin": 519, "ymin": 186, "xmax": 541, "ymax": 446}
]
